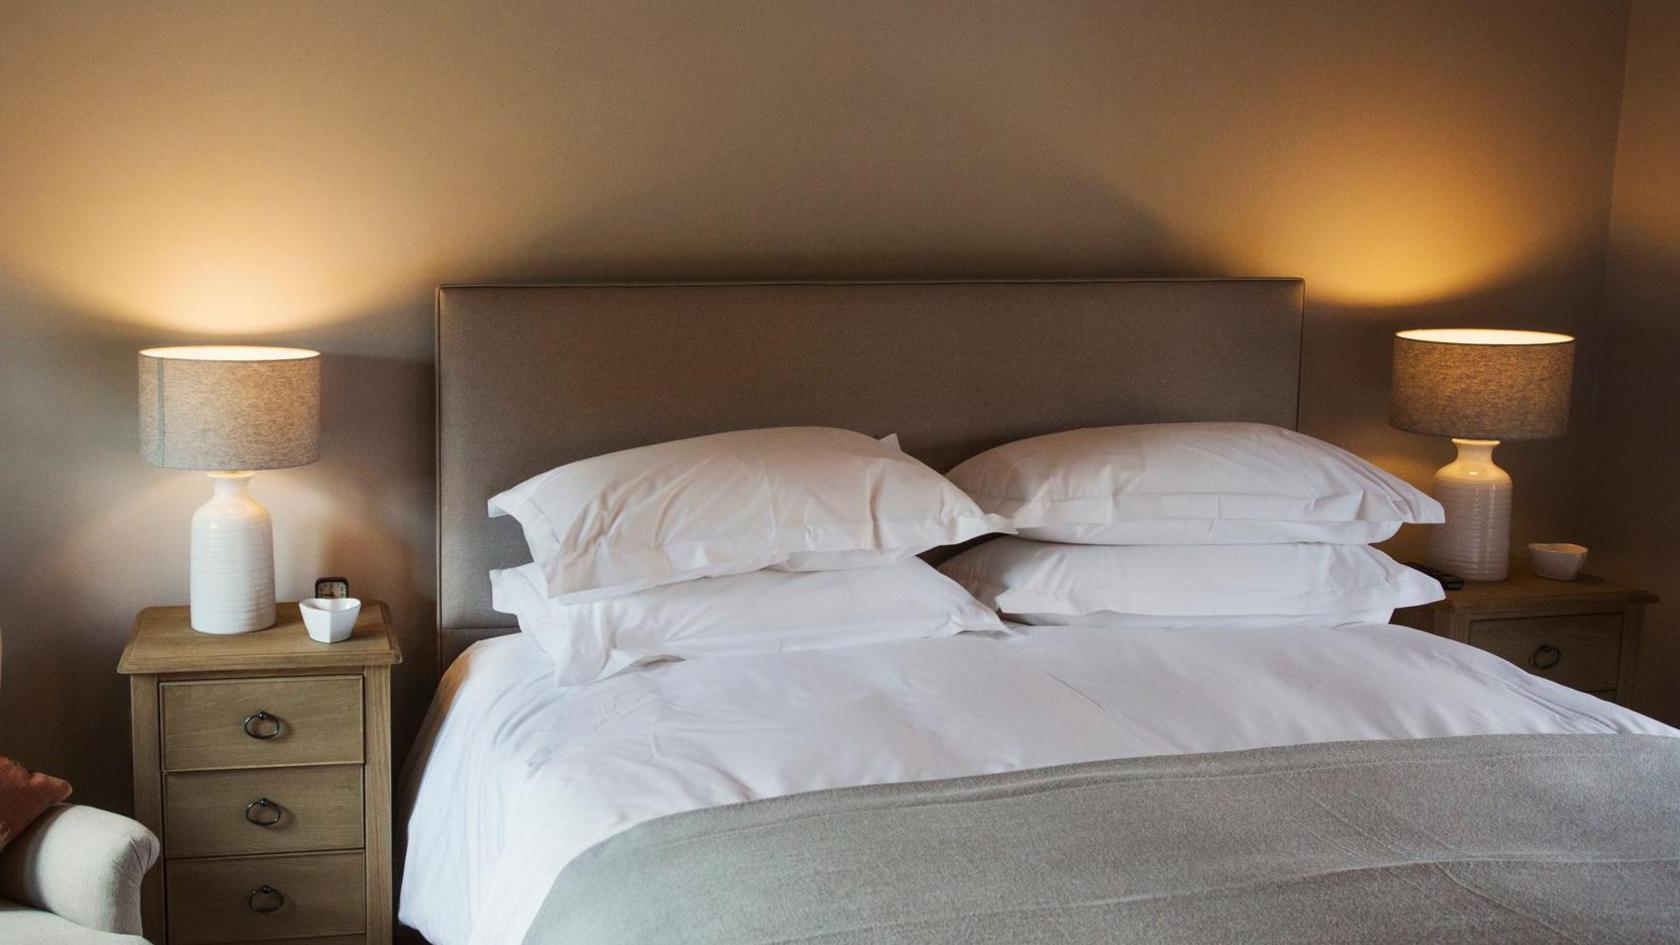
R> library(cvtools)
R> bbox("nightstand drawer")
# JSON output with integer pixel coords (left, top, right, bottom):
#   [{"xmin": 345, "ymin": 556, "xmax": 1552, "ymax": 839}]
[
  {"xmin": 161, "ymin": 676, "xmax": 363, "ymax": 771},
  {"xmin": 1468, "ymin": 613, "xmax": 1622, "ymax": 691},
  {"xmin": 165, "ymin": 764, "xmax": 364, "ymax": 858},
  {"xmin": 166, "ymin": 851, "xmax": 366, "ymax": 945}
]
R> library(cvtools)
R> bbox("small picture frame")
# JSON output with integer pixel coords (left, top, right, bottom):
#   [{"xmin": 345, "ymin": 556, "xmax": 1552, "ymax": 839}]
[{"xmin": 314, "ymin": 576, "xmax": 351, "ymax": 600}]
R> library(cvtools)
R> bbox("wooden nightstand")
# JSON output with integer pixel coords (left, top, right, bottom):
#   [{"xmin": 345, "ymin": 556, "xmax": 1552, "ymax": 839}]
[
  {"xmin": 118, "ymin": 602, "xmax": 402, "ymax": 945},
  {"xmin": 1392, "ymin": 561, "xmax": 1655, "ymax": 705}
]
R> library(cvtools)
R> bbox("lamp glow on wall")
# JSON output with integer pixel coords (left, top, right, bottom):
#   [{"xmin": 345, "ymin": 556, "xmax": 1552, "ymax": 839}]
[
  {"xmin": 139, "ymin": 346, "xmax": 321, "ymax": 634},
  {"xmin": 1389, "ymin": 328, "xmax": 1574, "ymax": 582}
]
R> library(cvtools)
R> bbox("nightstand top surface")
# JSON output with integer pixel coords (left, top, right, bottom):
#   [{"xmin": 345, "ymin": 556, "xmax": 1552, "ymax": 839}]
[
  {"xmin": 1421, "ymin": 560, "xmax": 1657, "ymax": 610},
  {"xmin": 118, "ymin": 600, "xmax": 402, "ymax": 675}
]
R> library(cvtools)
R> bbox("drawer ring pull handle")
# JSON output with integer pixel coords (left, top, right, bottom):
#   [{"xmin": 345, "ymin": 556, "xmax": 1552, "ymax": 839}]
[
  {"xmin": 1530, "ymin": 644, "xmax": 1563, "ymax": 670},
  {"xmin": 242, "ymin": 711, "xmax": 282, "ymax": 740},
  {"xmin": 248, "ymin": 884, "xmax": 285, "ymax": 914},
  {"xmin": 245, "ymin": 797, "xmax": 283, "ymax": 827}
]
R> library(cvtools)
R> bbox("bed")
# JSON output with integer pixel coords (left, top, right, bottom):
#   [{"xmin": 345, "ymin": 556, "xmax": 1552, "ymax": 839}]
[{"xmin": 404, "ymin": 280, "xmax": 1680, "ymax": 945}]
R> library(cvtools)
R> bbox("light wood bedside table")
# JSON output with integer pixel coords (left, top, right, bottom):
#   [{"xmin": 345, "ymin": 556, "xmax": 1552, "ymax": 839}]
[
  {"xmin": 1392, "ymin": 561, "xmax": 1655, "ymax": 705},
  {"xmin": 119, "ymin": 602, "xmax": 402, "ymax": 945}
]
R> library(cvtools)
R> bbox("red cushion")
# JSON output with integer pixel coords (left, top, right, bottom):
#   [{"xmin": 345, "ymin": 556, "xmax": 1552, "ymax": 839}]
[{"xmin": 0, "ymin": 755, "xmax": 72, "ymax": 849}]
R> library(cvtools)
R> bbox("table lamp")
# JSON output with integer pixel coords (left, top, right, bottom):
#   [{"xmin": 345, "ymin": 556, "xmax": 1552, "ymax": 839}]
[
  {"xmin": 1389, "ymin": 328, "xmax": 1574, "ymax": 582},
  {"xmin": 139, "ymin": 346, "xmax": 321, "ymax": 634}
]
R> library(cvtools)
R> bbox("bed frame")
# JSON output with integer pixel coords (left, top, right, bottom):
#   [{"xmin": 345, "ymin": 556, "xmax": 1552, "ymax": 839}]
[{"xmin": 436, "ymin": 279, "xmax": 1305, "ymax": 669}]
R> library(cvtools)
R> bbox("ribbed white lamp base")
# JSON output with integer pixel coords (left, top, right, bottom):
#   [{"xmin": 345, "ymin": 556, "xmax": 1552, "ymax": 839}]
[
  {"xmin": 190, "ymin": 472, "xmax": 277, "ymax": 634},
  {"xmin": 1427, "ymin": 438, "xmax": 1512, "ymax": 582}
]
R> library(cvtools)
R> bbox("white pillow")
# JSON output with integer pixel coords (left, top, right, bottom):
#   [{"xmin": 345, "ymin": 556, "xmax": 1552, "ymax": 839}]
[
  {"xmin": 492, "ymin": 558, "xmax": 1010, "ymax": 685},
  {"xmin": 489, "ymin": 427, "xmax": 1011, "ymax": 602},
  {"xmin": 947, "ymin": 422, "xmax": 1442, "ymax": 544},
  {"xmin": 938, "ymin": 538, "xmax": 1444, "ymax": 625},
  {"xmin": 1012, "ymin": 610, "xmax": 1398, "ymax": 630}
]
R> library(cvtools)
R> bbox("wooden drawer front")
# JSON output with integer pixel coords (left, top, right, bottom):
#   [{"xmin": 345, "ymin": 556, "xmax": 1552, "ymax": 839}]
[
  {"xmin": 167, "ymin": 851, "xmax": 365, "ymax": 945},
  {"xmin": 165, "ymin": 764, "xmax": 363, "ymax": 858},
  {"xmin": 1469, "ymin": 613, "xmax": 1622, "ymax": 691},
  {"xmin": 198, "ymin": 938, "xmax": 364, "ymax": 945},
  {"xmin": 162, "ymin": 676, "xmax": 363, "ymax": 771}
]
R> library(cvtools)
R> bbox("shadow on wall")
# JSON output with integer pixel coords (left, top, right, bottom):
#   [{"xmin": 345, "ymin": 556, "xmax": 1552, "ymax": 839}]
[
  {"xmin": 276, "ymin": 352, "xmax": 437, "ymax": 752},
  {"xmin": 0, "ymin": 297, "xmax": 191, "ymax": 810},
  {"xmin": 1584, "ymin": 271, "xmax": 1680, "ymax": 725},
  {"xmin": 453, "ymin": 151, "xmax": 1210, "ymax": 286},
  {"xmin": 1586, "ymin": 0, "xmax": 1680, "ymax": 727}
]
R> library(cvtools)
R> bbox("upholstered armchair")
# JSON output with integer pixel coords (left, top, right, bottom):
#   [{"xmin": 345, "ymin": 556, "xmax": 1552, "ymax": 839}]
[
  {"xmin": 0, "ymin": 629, "xmax": 161, "ymax": 943},
  {"xmin": 0, "ymin": 803, "xmax": 160, "ymax": 943}
]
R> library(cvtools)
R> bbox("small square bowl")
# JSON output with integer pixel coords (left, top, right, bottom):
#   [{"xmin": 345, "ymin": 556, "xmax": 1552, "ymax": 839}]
[
  {"xmin": 300, "ymin": 597, "xmax": 361, "ymax": 644},
  {"xmin": 1527, "ymin": 543, "xmax": 1588, "ymax": 581}
]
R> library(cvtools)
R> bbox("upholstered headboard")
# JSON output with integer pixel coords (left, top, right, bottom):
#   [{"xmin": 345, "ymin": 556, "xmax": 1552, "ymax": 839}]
[{"xmin": 437, "ymin": 279, "xmax": 1304, "ymax": 668}]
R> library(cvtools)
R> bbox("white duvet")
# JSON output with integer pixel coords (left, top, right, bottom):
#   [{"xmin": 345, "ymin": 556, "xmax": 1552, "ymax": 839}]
[{"xmin": 399, "ymin": 623, "xmax": 1676, "ymax": 945}]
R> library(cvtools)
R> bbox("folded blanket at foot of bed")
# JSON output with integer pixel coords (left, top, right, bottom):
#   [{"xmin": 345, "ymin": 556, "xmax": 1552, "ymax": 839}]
[{"xmin": 524, "ymin": 733, "xmax": 1680, "ymax": 945}]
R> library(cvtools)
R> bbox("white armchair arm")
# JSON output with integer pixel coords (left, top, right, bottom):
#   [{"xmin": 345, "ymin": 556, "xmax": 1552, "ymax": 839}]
[{"xmin": 0, "ymin": 804, "xmax": 160, "ymax": 935}]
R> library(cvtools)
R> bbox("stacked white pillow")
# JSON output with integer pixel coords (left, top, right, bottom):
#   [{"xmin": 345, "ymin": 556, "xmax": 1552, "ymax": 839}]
[
  {"xmin": 492, "ymin": 558, "xmax": 1008, "ymax": 685},
  {"xmin": 488, "ymin": 427, "xmax": 1012, "ymax": 684},
  {"xmin": 940, "ymin": 422, "xmax": 1446, "ymax": 628}
]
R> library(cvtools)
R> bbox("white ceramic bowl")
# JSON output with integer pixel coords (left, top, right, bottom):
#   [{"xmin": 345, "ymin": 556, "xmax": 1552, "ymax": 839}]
[
  {"xmin": 1527, "ymin": 543, "xmax": 1588, "ymax": 581},
  {"xmin": 300, "ymin": 597, "xmax": 361, "ymax": 644}
]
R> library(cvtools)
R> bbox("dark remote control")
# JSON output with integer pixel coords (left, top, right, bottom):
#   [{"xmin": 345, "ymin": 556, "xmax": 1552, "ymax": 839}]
[{"xmin": 1404, "ymin": 562, "xmax": 1464, "ymax": 591}]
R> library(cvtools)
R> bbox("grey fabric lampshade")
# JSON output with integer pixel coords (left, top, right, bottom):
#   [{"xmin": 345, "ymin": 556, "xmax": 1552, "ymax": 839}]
[
  {"xmin": 139, "ymin": 346, "xmax": 321, "ymax": 470},
  {"xmin": 1389, "ymin": 329, "xmax": 1574, "ymax": 441}
]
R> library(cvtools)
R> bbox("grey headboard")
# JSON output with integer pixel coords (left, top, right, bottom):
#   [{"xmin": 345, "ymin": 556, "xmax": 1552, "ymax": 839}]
[{"xmin": 437, "ymin": 278, "xmax": 1304, "ymax": 668}]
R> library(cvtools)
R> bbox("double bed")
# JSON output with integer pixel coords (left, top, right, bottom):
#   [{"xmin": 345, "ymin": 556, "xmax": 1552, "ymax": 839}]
[{"xmin": 403, "ymin": 280, "xmax": 1679, "ymax": 945}]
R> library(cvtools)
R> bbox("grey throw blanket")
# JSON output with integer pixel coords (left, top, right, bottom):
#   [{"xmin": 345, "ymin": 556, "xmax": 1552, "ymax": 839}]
[{"xmin": 525, "ymin": 734, "xmax": 1680, "ymax": 944}]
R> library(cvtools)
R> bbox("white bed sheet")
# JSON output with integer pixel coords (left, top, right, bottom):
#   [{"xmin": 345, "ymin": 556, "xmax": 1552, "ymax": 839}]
[{"xmin": 398, "ymin": 623, "xmax": 1676, "ymax": 945}]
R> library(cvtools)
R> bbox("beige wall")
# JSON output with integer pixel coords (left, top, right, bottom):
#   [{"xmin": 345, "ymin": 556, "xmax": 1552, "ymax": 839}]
[
  {"xmin": 1588, "ymin": 0, "xmax": 1680, "ymax": 725},
  {"xmin": 0, "ymin": 1, "xmax": 1642, "ymax": 813}
]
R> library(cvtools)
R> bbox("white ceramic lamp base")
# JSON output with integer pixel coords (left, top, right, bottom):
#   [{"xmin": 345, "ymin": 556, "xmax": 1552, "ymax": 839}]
[
  {"xmin": 1427, "ymin": 438, "xmax": 1512, "ymax": 582},
  {"xmin": 190, "ymin": 471, "xmax": 277, "ymax": 634}
]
